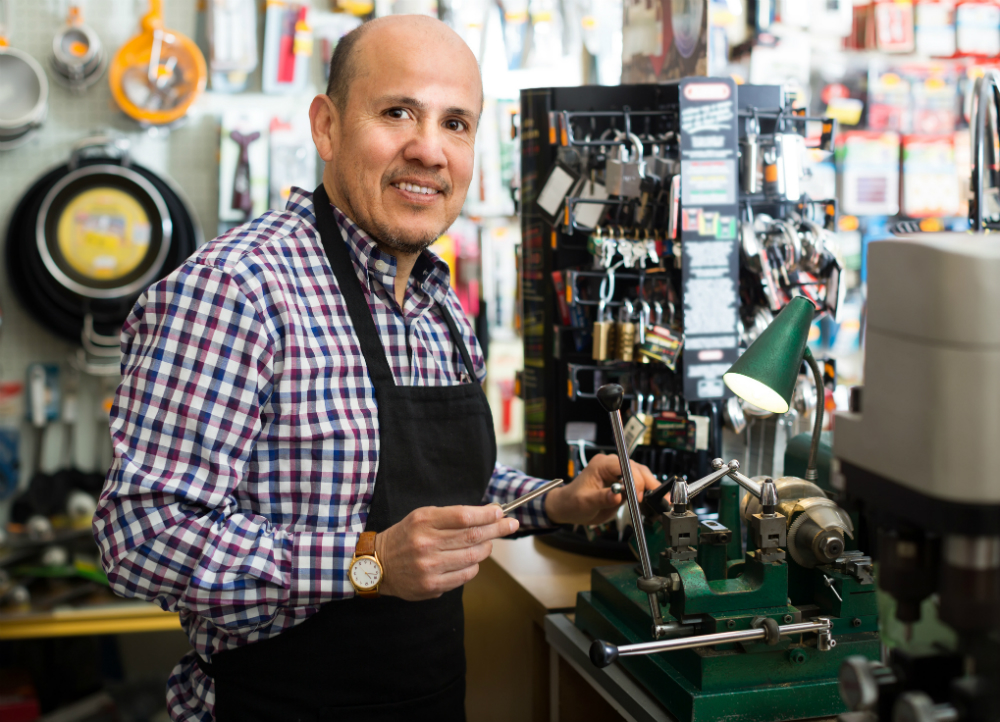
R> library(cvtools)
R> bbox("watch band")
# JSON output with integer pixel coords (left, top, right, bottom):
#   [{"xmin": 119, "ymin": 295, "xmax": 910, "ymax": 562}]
[
  {"xmin": 356, "ymin": 531, "xmax": 377, "ymax": 557},
  {"xmin": 354, "ymin": 531, "xmax": 380, "ymax": 598}
]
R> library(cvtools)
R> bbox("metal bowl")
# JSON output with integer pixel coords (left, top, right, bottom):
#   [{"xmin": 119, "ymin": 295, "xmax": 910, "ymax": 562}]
[
  {"xmin": 0, "ymin": 46, "xmax": 48, "ymax": 147},
  {"xmin": 50, "ymin": 22, "xmax": 107, "ymax": 91}
]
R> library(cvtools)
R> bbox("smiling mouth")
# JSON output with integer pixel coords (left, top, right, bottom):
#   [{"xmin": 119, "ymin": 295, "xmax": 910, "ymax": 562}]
[{"xmin": 391, "ymin": 182, "xmax": 441, "ymax": 196}]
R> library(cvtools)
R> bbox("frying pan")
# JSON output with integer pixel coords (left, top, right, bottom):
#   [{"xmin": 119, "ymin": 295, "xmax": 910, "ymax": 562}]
[
  {"xmin": 5, "ymin": 135, "xmax": 200, "ymax": 343},
  {"xmin": 0, "ymin": 1, "xmax": 49, "ymax": 149}
]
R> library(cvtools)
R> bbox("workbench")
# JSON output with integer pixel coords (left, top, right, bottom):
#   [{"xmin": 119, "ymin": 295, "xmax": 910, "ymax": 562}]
[{"xmin": 464, "ymin": 534, "xmax": 645, "ymax": 722}]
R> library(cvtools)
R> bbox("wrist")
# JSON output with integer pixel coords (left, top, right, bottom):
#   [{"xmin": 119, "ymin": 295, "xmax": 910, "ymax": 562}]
[{"xmin": 544, "ymin": 485, "xmax": 569, "ymax": 525}]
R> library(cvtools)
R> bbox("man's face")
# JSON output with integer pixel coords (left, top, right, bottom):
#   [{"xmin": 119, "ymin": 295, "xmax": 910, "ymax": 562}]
[{"xmin": 324, "ymin": 25, "xmax": 481, "ymax": 254}]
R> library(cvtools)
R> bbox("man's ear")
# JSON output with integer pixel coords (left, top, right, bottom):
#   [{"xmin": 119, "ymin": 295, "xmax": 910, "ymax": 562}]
[{"xmin": 309, "ymin": 95, "xmax": 339, "ymax": 162}]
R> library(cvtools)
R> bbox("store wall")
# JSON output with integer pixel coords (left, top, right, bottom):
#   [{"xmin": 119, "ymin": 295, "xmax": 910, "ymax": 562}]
[{"xmin": 0, "ymin": 0, "xmax": 320, "ymax": 524}]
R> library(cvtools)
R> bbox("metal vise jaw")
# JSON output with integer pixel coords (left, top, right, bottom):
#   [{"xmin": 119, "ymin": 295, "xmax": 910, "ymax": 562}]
[
  {"xmin": 662, "ymin": 478, "xmax": 699, "ymax": 562},
  {"xmin": 749, "ymin": 477, "xmax": 787, "ymax": 563}
]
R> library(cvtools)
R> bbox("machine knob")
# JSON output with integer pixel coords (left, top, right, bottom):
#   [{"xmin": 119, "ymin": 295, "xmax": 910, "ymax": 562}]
[
  {"xmin": 596, "ymin": 384, "xmax": 624, "ymax": 412},
  {"xmin": 894, "ymin": 692, "xmax": 959, "ymax": 722},
  {"xmin": 839, "ymin": 656, "xmax": 883, "ymax": 711},
  {"xmin": 589, "ymin": 639, "xmax": 619, "ymax": 668}
]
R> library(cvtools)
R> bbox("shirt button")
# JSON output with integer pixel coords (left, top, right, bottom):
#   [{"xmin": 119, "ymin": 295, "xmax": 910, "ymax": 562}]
[{"xmin": 374, "ymin": 260, "xmax": 389, "ymax": 272}]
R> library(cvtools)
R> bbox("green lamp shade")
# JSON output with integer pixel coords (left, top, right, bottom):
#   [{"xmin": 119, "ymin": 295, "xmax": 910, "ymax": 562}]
[{"xmin": 723, "ymin": 297, "xmax": 816, "ymax": 414}]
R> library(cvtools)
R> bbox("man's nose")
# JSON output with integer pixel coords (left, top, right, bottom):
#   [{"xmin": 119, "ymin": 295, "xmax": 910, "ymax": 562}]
[{"xmin": 402, "ymin": 121, "xmax": 449, "ymax": 169}]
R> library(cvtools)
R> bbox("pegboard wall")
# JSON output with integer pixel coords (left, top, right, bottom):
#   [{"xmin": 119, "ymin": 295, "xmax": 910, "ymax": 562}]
[{"xmin": 0, "ymin": 0, "xmax": 322, "ymax": 521}]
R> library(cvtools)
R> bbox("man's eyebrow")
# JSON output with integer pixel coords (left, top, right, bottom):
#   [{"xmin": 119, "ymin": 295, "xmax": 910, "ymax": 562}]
[{"xmin": 376, "ymin": 95, "xmax": 477, "ymax": 120}]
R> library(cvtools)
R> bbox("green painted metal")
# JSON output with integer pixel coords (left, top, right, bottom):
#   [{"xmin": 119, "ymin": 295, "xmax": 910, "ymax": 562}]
[
  {"xmin": 723, "ymin": 296, "xmax": 815, "ymax": 412},
  {"xmin": 719, "ymin": 478, "xmax": 743, "ymax": 561},
  {"xmin": 696, "ymin": 537, "xmax": 728, "ymax": 581},
  {"xmin": 663, "ymin": 552, "xmax": 788, "ymax": 618},
  {"xmin": 784, "ymin": 431, "xmax": 833, "ymax": 494},
  {"xmin": 580, "ymin": 452, "xmax": 881, "ymax": 721},
  {"xmin": 576, "ymin": 587, "xmax": 881, "ymax": 722}
]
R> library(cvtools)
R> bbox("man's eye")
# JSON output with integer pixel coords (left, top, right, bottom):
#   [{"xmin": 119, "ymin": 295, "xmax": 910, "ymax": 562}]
[
  {"xmin": 445, "ymin": 119, "xmax": 467, "ymax": 132},
  {"xmin": 386, "ymin": 108, "xmax": 411, "ymax": 120}
]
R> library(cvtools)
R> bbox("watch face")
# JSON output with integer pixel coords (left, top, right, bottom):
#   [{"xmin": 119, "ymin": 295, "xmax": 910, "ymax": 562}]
[{"xmin": 351, "ymin": 557, "xmax": 381, "ymax": 590}]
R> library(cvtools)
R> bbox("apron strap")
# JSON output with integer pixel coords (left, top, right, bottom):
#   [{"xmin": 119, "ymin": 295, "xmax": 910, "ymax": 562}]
[
  {"xmin": 313, "ymin": 184, "xmax": 396, "ymax": 389},
  {"xmin": 436, "ymin": 303, "xmax": 478, "ymax": 381}
]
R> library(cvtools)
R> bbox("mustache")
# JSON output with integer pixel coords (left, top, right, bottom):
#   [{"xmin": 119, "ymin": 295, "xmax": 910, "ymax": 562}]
[{"xmin": 384, "ymin": 168, "xmax": 451, "ymax": 194}]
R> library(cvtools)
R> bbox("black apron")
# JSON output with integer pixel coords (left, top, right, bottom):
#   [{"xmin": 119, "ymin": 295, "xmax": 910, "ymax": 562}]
[{"xmin": 200, "ymin": 184, "xmax": 497, "ymax": 722}]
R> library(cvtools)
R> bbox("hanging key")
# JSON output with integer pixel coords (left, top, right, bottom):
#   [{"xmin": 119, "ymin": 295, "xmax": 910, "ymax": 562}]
[
  {"xmin": 587, "ymin": 226, "xmax": 605, "ymax": 268},
  {"xmin": 616, "ymin": 298, "xmax": 636, "ymax": 362},
  {"xmin": 644, "ymin": 230, "xmax": 659, "ymax": 266},
  {"xmin": 633, "ymin": 391, "xmax": 653, "ymax": 447}
]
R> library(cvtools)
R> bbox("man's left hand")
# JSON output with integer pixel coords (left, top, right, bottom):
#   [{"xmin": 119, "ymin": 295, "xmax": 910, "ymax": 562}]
[{"xmin": 543, "ymin": 453, "xmax": 659, "ymax": 527}]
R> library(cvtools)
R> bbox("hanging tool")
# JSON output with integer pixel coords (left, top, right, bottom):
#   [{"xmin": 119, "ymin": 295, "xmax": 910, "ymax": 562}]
[
  {"xmin": 230, "ymin": 129, "xmax": 260, "ymax": 221},
  {"xmin": 109, "ymin": 0, "xmax": 207, "ymax": 126}
]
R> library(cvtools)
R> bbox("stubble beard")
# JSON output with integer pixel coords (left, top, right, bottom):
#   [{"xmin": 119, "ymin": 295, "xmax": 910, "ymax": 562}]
[
  {"xmin": 334, "ymin": 171, "xmax": 452, "ymax": 255},
  {"xmin": 367, "ymin": 215, "xmax": 442, "ymax": 255}
]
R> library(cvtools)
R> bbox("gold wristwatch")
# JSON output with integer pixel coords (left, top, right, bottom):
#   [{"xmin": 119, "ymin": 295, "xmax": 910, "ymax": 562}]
[{"xmin": 349, "ymin": 531, "xmax": 383, "ymax": 598}]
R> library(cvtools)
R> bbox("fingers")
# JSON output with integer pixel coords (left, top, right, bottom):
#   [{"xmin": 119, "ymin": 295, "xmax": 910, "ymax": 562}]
[
  {"xmin": 436, "ymin": 516, "xmax": 519, "ymax": 550},
  {"xmin": 426, "ymin": 504, "xmax": 507, "ymax": 530},
  {"xmin": 629, "ymin": 460, "xmax": 658, "ymax": 502},
  {"xmin": 413, "ymin": 565, "xmax": 482, "ymax": 600}
]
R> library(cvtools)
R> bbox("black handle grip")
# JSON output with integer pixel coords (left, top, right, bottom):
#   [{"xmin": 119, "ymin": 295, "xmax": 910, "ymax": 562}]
[
  {"xmin": 596, "ymin": 384, "xmax": 624, "ymax": 412},
  {"xmin": 589, "ymin": 639, "xmax": 619, "ymax": 668}
]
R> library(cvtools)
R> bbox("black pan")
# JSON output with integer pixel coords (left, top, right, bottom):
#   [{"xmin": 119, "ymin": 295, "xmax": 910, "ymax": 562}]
[{"xmin": 5, "ymin": 137, "xmax": 200, "ymax": 342}]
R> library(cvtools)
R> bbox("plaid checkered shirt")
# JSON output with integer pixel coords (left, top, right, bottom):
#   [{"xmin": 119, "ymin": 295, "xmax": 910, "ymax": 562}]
[{"xmin": 93, "ymin": 187, "xmax": 551, "ymax": 721}]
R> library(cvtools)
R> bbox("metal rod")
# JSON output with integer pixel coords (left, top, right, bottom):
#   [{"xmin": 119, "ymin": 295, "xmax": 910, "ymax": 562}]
[
  {"xmin": 614, "ymin": 619, "xmax": 830, "ymax": 658},
  {"xmin": 803, "ymin": 347, "xmax": 825, "ymax": 483},
  {"xmin": 500, "ymin": 478, "xmax": 565, "ymax": 515},
  {"xmin": 609, "ymin": 410, "xmax": 655, "ymax": 581},
  {"xmin": 685, "ymin": 462, "xmax": 738, "ymax": 501},
  {"xmin": 724, "ymin": 468, "xmax": 763, "ymax": 498}
]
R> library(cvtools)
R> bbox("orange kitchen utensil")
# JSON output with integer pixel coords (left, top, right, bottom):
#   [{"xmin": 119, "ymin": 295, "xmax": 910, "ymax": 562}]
[{"xmin": 108, "ymin": 0, "xmax": 207, "ymax": 125}]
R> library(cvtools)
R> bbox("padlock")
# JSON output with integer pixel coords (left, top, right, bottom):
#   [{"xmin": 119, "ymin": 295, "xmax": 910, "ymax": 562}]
[
  {"xmin": 649, "ymin": 133, "xmax": 678, "ymax": 180},
  {"xmin": 605, "ymin": 133, "xmax": 645, "ymax": 198},
  {"xmin": 592, "ymin": 297, "xmax": 616, "ymax": 361},
  {"xmin": 615, "ymin": 298, "xmax": 636, "ymax": 362}
]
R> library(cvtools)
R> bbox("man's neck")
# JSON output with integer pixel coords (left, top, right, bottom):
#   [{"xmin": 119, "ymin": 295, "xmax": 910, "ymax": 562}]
[{"xmin": 376, "ymin": 243, "xmax": 420, "ymax": 308}]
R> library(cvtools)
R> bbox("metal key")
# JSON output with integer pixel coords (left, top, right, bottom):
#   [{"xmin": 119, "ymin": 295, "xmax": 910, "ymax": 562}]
[{"xmin": 498, "ymin": 478, "xmax": 565, "ymax": 515}]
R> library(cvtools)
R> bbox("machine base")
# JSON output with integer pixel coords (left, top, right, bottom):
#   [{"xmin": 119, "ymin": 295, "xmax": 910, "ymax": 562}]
[{"xmin": 575, "ymin": 566, "xmax": 881, "ymax": 722}]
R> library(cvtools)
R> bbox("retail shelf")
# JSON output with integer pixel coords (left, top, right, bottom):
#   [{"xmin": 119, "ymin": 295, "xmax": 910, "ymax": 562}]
[{"xmin": 0, "ymin": 601, "xmax": 181, "ymax": 640}]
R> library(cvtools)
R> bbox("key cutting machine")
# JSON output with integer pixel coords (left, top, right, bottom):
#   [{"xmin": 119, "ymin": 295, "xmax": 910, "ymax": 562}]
[{"xmin": 576, "ymin": 383, "xmax": 880, "ymax": 722}]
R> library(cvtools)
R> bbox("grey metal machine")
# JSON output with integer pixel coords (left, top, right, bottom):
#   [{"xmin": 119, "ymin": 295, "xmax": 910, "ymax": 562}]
[{"xmin": 833, "ymin": 234, "xmax": 1000, "ymax": 722}]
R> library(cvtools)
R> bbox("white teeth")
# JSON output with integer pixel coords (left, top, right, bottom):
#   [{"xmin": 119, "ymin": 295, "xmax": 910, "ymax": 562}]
[{"xmin": 394, "ymin": 182, "xmax": 438, "ymax": 195}]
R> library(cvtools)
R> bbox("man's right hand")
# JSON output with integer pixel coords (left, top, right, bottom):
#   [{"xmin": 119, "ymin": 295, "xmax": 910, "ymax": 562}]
[{"xmin": 373, "ymin": 505, "xmax": 519, "ymax": 601}]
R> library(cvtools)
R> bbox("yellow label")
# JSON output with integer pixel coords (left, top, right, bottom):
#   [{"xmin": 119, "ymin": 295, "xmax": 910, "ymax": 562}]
[{"xmin": 57, "ymin": 188, "xmax": 152, "ymax": 281}]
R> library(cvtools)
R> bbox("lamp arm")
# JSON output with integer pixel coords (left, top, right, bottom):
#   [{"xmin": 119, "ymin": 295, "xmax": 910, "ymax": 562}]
[{"xmin": 803, "ymin": 347, "xmax": 824, "ymax": 482}]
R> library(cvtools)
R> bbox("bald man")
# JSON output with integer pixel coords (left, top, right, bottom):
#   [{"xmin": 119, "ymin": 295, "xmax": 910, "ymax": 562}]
[{"xmin": 94, "ymin": 16, "xmax": 657, "ymax": 721}]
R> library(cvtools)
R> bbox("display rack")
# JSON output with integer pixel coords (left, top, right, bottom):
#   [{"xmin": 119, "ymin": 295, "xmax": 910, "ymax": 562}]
[{"xmin": 519, "ymin": 81, "xmax": 839, "ymax": 489}]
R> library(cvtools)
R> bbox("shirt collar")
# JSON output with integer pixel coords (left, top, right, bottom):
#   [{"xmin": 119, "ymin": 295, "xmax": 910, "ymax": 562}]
[{"xmin": 285, "ymin": 186, "xmax": 452, "ymax": 304}]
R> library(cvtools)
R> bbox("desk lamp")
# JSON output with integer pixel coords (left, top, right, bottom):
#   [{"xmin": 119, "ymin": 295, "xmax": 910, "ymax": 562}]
[{"xmin": 723, "ymin": 296, "xmax": 824, "ymax": 482}]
